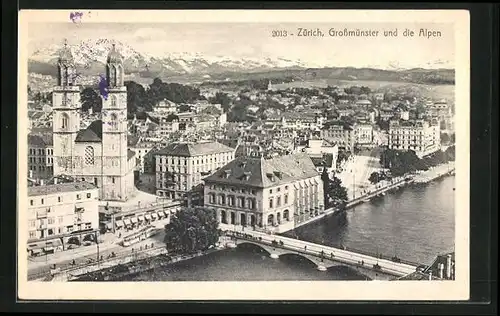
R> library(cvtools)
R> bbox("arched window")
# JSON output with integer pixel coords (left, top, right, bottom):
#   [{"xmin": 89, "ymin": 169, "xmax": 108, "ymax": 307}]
[
  {"xmin": 85, "ymin": 146, "xmax": 94, "ymax": 165},
  {"xmin": 110, "ymin": 113, "xmax": 118, "ymax": 129},
  {"xmin": 61, "ymin": 113, "xmax": 69, "ymax": 129}
]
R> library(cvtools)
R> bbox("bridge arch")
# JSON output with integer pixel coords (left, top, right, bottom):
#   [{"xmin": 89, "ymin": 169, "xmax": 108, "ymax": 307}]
[
  {"xmin": 279, "ymin": 253, "xmax": 321, "ymax": 267},
  {"xmin": 236, "ymin": 241, "xmax": 272, "ymax": 255}
]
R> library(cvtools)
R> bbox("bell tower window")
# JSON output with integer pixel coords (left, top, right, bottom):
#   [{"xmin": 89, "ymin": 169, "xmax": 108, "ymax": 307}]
[
  {"xmin": 110, "ymin": 113, "xmax": 118, "ymax": 129},
  {"xmin": 61, "ymin": 113, "xmax": 69, "ymax": 129},
  {"xmin": 111, "ymin": 95, "xmax": 117, "ymax": 107}
]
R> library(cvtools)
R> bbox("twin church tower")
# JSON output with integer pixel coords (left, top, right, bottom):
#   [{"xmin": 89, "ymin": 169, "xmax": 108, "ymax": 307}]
[{"xmin": 52, "ymin": 40, "xmax": 136, "ymax": 201}]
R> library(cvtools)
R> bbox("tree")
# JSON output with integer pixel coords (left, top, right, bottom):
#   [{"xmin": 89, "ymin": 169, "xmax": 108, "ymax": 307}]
[
  {"xmin": 125, "ymin": 81, "xmax": 150, "ymax": 113},
  {"xmin": 324, "ymin": 175, "xmax": 349, "ymax": 209},
  {"xmin": 368, "ymin": 172, "xmax": 381, "ymax": 184},
  {"xmin": 445, "ymin": 145, "xmax": 455, "ymax": 161},
  {"xmin": 80, "ymin": 87, "xmax": 103, "ymax": 113},
  {"xmin": 337, "ymin": 150, "xmax": 350, "ymax": 167},
  {"xmin": 440, "ymin": 132, "xmax": 451, "ymax": 144},
  {"xmin": 164, "ymin": 207, "xmax": 221, "ymax": 253},
  {"xmin": 208, "ymin": 92, "xmax": 232, "ymax": 112}
]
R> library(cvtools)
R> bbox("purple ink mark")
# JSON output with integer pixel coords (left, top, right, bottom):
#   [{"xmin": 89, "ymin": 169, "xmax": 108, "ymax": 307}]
[
  {"xmin": 70, "ymin": 12, "xmax": 83, "ymax": 23},
  {"xmin": 98, "ymin": 74, "xmax": 109, "ymax": 100}
]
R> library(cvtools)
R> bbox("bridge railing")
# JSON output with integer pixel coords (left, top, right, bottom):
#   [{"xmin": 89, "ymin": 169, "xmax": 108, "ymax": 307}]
[
  {"xmin": 226, "ymin": 230, "xmax": 420, "ymax": 268},
  {"xmin": 226, "ymin": 232, "xmax": 411, "ymax": 277}
]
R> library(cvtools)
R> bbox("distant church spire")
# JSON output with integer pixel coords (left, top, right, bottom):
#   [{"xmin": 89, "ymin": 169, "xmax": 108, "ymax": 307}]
[{"xmin": 106, "ymin": 43, "xmax": 124, "ymax": 87}]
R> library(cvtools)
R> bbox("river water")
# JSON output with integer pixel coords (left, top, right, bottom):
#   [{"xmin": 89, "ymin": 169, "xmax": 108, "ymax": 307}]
[{"xmin": 121, "ymin": 176, "xmax": 454, "ymax": 281}]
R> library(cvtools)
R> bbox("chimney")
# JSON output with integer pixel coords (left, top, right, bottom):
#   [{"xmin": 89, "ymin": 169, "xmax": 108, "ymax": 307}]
[
  {"xmin": 438, "ymin": 263, "xmax": 444, "ymax": 279},
  {"xmin": 446, "ymin": 254, "xmax": 452, "ymax": 279}
]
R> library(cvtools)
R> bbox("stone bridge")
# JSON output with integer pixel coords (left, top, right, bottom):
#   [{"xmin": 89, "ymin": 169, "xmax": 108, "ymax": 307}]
[{"xmin": 225, "ymin": 230, "xmax": 418, "ymax": 281}]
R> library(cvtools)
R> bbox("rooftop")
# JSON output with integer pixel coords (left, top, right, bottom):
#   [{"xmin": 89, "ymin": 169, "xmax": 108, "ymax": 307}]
[
  {"xmin": 28, "ymin": 134, "xmax": 53, "ymax": 147},
  {"xmin": 156, "ymin": 141, "xmax": 234, "ymax": 157},
  {"xmin": 28, "ymin": 181, "xmax": 97, "ymax": 197},
  {"xmin": 75, "ymin": 120, "xmax": 103, "ymax": 143},
  {"xmin": 204, "ymin": 152, "xmax": 319, "ymax": 188}
]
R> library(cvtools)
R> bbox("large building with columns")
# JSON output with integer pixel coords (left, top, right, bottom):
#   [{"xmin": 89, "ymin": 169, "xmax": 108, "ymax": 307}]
[{"xmin": 203, "ymin": 153, "xmax": 324, "ymax": 231}]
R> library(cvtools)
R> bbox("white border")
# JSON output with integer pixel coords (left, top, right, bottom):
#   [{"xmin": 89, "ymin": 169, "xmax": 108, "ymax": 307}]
[{"xmin": 18, "ymin": 9, "xmax": 470, "ymax": 301}]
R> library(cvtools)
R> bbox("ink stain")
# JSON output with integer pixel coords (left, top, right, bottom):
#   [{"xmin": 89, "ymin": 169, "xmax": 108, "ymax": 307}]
[
  {"xmin": 98, "ymin": 74, "xmax": 109, "ymax": 100},
  {"xmin": 70, "ymin": 12, "xmax": 83, "ymax": 23}
]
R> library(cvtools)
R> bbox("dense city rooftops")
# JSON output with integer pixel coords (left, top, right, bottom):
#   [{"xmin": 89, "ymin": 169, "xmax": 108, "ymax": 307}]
[
  {"xmin": 28, "ymin": 181, "xmax": 97, "ymax": 197},
  {"xmin": 155, "ymin": 141, "xmax": 234, "ymax": 157}
]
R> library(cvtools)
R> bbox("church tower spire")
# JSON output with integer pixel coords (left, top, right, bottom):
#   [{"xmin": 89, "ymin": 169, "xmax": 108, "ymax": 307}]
[
  {"xmin": 106, "ymin": 43, "xmax": 124, "ymax": 88},
  {"xmin": 53, "ymin": 39, "xmax": 81, "ymax": 176}
]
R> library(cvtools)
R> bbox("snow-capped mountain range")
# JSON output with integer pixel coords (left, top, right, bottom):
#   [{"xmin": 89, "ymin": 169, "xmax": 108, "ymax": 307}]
[{"xmin": 29, "ymin": 38, "xmax": 308, "ymax": 76}]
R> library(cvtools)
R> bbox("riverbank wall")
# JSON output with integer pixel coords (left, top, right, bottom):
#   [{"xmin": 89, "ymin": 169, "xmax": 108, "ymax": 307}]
[
  {"xmin": 411, "ymin": 162, "xmax": 455, "ymax": 184},
  {"xmin": 47, "ymin": 237, "xmax": 232, "ymax": 282}
]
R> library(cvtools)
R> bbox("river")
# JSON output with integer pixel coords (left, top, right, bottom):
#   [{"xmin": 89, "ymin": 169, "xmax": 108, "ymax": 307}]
[{"xmin": 118, "ymin": 175, "xmax": 454, "ymax": 281}]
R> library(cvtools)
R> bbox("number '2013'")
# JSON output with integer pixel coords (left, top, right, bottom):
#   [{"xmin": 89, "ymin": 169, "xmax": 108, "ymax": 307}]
[{"xmin": 272, "ymin": 30, "xmax": 288, "ymax": 37}]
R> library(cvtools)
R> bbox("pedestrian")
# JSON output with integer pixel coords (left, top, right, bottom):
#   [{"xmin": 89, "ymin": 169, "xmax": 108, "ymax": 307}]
[
  {"xmin": 304, "ymin": 245, "xmax": 307, "ymax": 251},
  {"xmin": 331, "ymin": 252, "xmax": 334, "ymax": 258},
  {"xmin": 72, "ymin": 259, "xmax": 76, "ymax": 265}
]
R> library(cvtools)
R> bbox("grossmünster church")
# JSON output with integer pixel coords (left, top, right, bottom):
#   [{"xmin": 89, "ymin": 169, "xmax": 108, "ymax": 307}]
[{"xmin": 52, "ymin": 41, "xmax": 136, "ymax": 201}]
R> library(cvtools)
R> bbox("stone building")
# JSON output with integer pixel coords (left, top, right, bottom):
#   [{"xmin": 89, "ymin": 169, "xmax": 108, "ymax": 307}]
[
  {"xmin": 27, "ymin": 179, "xmax": 99, "ymax": 256},
  {"xmin": 154, "ymin": 141, "xmax": 235, "ymax": 199},
  {"xmin": 28, "ymin": 133, "xmax": 54, "ymax": 180},
  {"xmin": 203, "ymin": 153, "xmax": 324, "ymax": 232},
  {"xmin": 388, "ymin": 119, "xmax": 441, "ymax": 158}
]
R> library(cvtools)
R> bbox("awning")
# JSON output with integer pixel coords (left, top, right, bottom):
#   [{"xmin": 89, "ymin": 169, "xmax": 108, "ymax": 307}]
[
  {"xmin": 28, "ymin": 243, "xmax": 43, "ymax": 250},
  {"xmin": 106, "ymin": 223, "xmax": 113, "ymax": 230},
  {"xmin": 162, "ymin": 211, "xmax": 169, "ymax": 218},
  {"xmin": 145, "ymin": 214, "xmax": 152, "ymax": 220},
  {"xmin": 46, "ymin": 239, "xmax": 62, "ymax": 247},
  {"xmin": 115, "ymin": 220, "xmax": 124, "ymax": 228},
  {"xmin": 32, "ymin": 248, "xmax": 43, "ymax": 254},
  {"xmin": 130, "ymin": 217, "xmax": 138, "ymax": 223},
  {"xmin": 157, "ymin": 211, "xmax": 164, "ymax": 218},
  {"xmin": 151, "ymin": 213, "xmax": 158, "ymax": 219},
  {"xmin": 138, "ymin": 215, "xmax": 145, "ymax": 221},
  {"xmin": 124, "ymin": 218, "xmax": 132, "ymax": 226}
]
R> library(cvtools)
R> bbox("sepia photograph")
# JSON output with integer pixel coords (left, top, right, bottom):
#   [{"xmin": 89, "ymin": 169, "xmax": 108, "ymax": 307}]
[{"xmin": 17, "ymin": 9, "xmax": 470, "ymax": 301}]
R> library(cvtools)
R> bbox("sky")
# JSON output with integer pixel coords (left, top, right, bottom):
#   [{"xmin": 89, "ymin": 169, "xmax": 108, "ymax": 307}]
[{"xmin": 27, "ymin": 22, "xmax": 455, "ymax": 69}]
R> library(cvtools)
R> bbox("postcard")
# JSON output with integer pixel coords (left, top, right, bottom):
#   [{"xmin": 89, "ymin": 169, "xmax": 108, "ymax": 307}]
[{"xmin": 18, "ymin": 9, "xmax": 470, "ymax": 301}]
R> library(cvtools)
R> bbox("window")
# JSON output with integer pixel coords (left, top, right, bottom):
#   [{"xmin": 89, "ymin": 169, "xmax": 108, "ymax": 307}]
[
  {"xmin": 61, "ymin": 113, "xmax": 69, "ymax": 129},
  {"xmin": 29, "ymin": 231, "xmax": 36, "ymax": 239},
  {"xmin": 48, "ymin": 217, "xmax": 55, "ymax": 225},
  {"xmin": 112, "ymin": 178, "xmax": 115, "ymax": 184},
  {"xmin": 85, "ymin": 146, "xmax": 94, "ymax": 165},
  {"xmin": 76, "ymin": 194, "xmax": 81, "ymax": 200},
  {"xmin": 269, "ymin": 189, "xmax": 273, "ymax": 194},
  {"xmin": 67, "ymin": 226, "xmax": 74, "ymax": 233},
  {"xmin": 48, "ymin": 229, "xmax": 54, "ymax": 236},
  {"xmin": 58, "ymin": 216, "xmax": 63, "ymax": 223},
  {"xmin": 277, "ymin": 187, "xmax": 281, "ymax": 192},
  {"xmin": 111, "ymin": 95, "xmax": 117, "ymax": 107},
  {"xmin": 30, "ymin": 200, "xmax": 33, "ymax": 206},
  {"xmin": 269, "ymin": 198, "xmax": 274, "ymax": 209},
  {"xmin": 110, "ymin": 113, "xmax": 118, "ymax": 129},
  {"xmin": 85, "ymin": 223, "xmax": 92, "ymax": 229},
  {"xmin": 277, "ymin": 196, "xmax": 281, "ymax": 207},
  {"xmin": 41, "ymin": 199, "xmax": 44, "ymax": 205},
  {"xmin": 29, "ymin": 220, "xmax": 35, "ymax": 228},
  {"xmin": 87, "ymin": 193, "xmax": 91, "ymax": 198}
]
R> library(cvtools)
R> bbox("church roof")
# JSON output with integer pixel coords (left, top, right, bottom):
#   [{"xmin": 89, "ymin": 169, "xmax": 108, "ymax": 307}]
[
  {"xmin": 128, "ymin": 149, "xmax": 135, "ymax": 160},
  {"xmin": 75, "ymin": 120, "xmax": 103, "ymax": 143},
  {"xmin": 203, "ymin": 153, "xmax": 319, "ymax": 188},
  {"xmin": 58, "ymin": 41, "xmax": 74, "ymax": 64},
  {"xmin": 28, "ymin": 134, "xmax": 53, "ymax": 147},
  {"xmin": 107, "ymin": 44, "xmax": 123, "ymax": 64}
]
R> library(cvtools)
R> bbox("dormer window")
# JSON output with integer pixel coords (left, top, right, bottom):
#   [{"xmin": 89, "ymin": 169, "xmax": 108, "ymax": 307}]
[
  {"xmin": 242, "ymin": 171, "xmax": 251, "ymax": 181},
  {"xmin": 224, "ymin": 170, "xmax": 232, "ymax": 179},
  {"xmin": 266, "ymin": 173, "xmax": 275, "ymax": 182}
]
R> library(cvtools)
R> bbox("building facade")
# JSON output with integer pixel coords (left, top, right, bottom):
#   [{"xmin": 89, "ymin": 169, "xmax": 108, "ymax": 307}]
[
  {"xmin": 355, "ymin": 124, "xmax": 374, "ymax": 146},
  {"xmin": 27, "ymin": 180, "xmax": 99, "ymax": 255},
  {"xmin": 28, "ymin": 134, "xmax": 54, "ymax": 180},
  {"xmin": 388, "ymin": 119, "xmax": 441, "ymax": 158},
  {"xmin": 52, "ymin": 42, "xmax": 136, "ymax": 201},
  {"xmin": 155, "ymin": 141, "xmax": 235, "ymax": 199},
  {"xmin": 203, "ymin": 153, "xmax": 324, "ymax": 232},
  {"xmin": 320, "ymin": 122, "xmax": 357, "ymax": 151}
]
